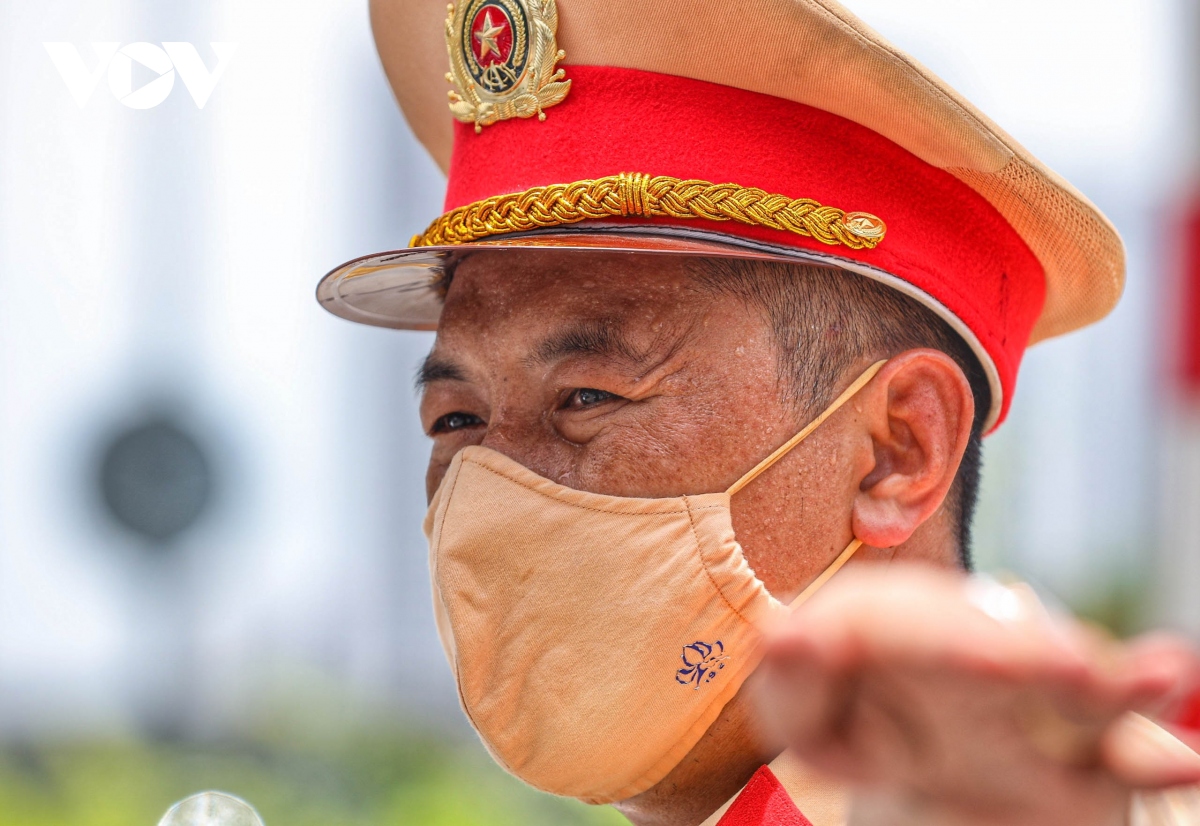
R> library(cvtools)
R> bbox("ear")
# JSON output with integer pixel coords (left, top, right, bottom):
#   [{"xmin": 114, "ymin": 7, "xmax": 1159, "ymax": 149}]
[{"xmin": 849, "ymin": 350, "xmax": 974, "ymax": 549}]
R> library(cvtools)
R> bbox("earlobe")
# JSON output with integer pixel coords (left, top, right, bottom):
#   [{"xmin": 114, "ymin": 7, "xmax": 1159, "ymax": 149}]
[{"xmin": 849, "ymin": 351, "xmax": 974, "ymax": 549}]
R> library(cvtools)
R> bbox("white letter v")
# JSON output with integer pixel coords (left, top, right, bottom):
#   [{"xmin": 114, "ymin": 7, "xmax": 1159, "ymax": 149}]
[
  {"xmin": 163, "ymin": 42, "xmax": 237, "ymax": 109},
  {"xmin": 43, "ymin": 42, "xmax": 119, "ymax": 108}
]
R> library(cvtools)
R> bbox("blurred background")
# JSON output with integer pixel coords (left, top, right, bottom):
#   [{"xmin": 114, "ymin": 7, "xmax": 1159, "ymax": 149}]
[{"xmin": 0, "ymin": 0, "xmax": 1197, "ymax": 823}]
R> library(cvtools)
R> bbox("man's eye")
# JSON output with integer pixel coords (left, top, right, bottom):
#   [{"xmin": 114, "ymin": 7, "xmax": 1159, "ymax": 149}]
[
  {"xmin": 431, "ymin": 411, "xmax": 484, "ymax": 434},
  {"xmin": 563, "ymin": 388, "xmax": 620, "ymax": 409}
]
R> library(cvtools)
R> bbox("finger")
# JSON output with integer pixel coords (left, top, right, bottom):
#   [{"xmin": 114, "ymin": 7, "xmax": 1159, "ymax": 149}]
[
  {"xmin": 1102, "ymin": 712, "xmax": 1200, "ymax": 789},
  {"xmin": 1114, "ymin": 634, "xmax": 1200, "ymax": 718},
  {"xmin": 768, "ymin": 565, "xmax": 1093, "ymax": 685},
  {"xmin": 1046, "ymin": 633, "xmax": 1200, "ymax": 727},
  {"xmin": 756, "ymin": 634, "xmax": 864, "ymax": 775}
]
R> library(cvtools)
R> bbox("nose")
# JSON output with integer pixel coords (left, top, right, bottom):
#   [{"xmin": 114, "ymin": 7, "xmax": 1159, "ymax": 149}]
[{"xmin": 479, "ymin": 408, "xmax": 574, "ymax": 486}]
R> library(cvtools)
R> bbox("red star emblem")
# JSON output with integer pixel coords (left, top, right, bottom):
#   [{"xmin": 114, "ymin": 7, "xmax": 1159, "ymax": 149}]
[{"xmin": 471, "ymin": 6, "xmax": 513, "ymax": 67}]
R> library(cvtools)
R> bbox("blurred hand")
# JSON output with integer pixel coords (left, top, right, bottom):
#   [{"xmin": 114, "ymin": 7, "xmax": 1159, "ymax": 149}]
[{"xmin": 758, "ymin": 565, "xmax": 1200, "ymax": 826}]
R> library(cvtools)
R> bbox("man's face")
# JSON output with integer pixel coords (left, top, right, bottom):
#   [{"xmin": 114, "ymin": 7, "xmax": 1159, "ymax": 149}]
[{"xmin": 418, "ymin": 250, "xmax": 863, "ymax": 597}]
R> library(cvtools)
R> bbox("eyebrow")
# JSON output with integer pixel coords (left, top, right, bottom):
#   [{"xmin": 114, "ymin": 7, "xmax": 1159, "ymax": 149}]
[
  {"xmin": 414, "ymin": 318, "xmax": 652, "ymax": 392},
  {"xmin": 415, "ymin": 353, "xmax": 468, "ymax": 390},
  {"xmin": 526, "ymin": 319, "xmax": 644, "ymax": 367}
]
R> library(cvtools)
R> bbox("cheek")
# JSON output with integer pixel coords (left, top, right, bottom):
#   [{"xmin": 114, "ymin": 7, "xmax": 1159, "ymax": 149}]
[
  {"xmin": 574, "ymin": 385, "xmax": 795, "ymax": 498},
  {"xmin": 425, "ymin": 460, "xmax": 446, "ymax": 504},
  {"xmin": 729, "ymin": 428, "xmax": 862, "ymax": 597},
  {"xmin": 731, "ymin": 487, "xmax": 827, "ymax": 597}
]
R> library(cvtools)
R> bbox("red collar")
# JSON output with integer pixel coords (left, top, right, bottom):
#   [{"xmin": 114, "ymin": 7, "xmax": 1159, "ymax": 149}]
[
  {"xmin": 716, "ymin": 766, "xmax": 813, "ymax": 826},
  {"xmin": 1179, "ymin": 688, "xmax": 1200, "ymax": 732}
]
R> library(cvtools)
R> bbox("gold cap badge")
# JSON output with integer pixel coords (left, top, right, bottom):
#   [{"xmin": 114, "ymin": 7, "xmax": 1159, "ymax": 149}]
[{"xmin": 444, "ymin": 0, "xmax": 571, "ymax": 132}]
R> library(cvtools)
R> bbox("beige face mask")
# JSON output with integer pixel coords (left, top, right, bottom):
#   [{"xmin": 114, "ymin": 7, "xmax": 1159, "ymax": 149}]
[{"xmin": 423, "ymin": 361, "xmax": 886, "ymax": 805}]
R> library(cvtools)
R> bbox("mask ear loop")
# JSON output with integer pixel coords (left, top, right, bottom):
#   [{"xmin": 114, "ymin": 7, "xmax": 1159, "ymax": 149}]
[
  {"xmin": 723, "ymin": 360, "xmax": 888, "ymax": 609},
  {"xmin": 787, "ymin": 537, "xmax": 864, "ymax": 609}
]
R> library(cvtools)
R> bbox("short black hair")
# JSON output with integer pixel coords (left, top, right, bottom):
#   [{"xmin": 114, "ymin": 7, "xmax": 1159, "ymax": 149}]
[{"xmin": 690, "ymin": 258, "xmax": 990, "ymax": 569}]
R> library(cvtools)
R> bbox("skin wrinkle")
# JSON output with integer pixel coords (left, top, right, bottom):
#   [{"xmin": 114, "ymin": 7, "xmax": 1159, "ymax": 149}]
[
  {"xmin": 418, "ymin": 250, "xmax": 978, "ymax": 826},
  {"xmin": 558, "ymin": 313, "xmax": 717, "ymax": 489}
]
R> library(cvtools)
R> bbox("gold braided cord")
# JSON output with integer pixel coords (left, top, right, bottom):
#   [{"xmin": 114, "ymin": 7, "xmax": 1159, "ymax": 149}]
[{"xmin": 410, "ymin": 173, "xmax": 886, "ymax": 250}]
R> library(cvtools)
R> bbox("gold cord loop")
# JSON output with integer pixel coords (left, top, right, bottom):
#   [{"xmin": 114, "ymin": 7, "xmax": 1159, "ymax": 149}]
[{"xmin": 410, "ymin": 174, "xmax": 887, "ymax": 250}]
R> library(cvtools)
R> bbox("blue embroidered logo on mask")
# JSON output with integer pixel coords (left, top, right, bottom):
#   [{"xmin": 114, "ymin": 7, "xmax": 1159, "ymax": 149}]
[{"xmin": 675, "ymin": 640, "xmax": 729, "ymax": 689}]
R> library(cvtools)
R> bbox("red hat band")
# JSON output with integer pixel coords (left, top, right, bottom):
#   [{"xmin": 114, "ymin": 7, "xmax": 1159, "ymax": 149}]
[{"xmin": 437, "ymin": 65, "xmax": 1047, "ymax": 428}]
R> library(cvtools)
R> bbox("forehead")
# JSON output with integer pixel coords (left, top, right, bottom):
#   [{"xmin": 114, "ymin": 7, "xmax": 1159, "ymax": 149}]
[{"xmin": 437, "ymin": 250, "xmax": 709, "ymax": 336}]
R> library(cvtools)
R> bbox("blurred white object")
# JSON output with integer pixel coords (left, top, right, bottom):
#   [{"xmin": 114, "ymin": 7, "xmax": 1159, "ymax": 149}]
[{"xmin": 158, "ymin": 792, "xmax": 264, "ymax": 826}]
